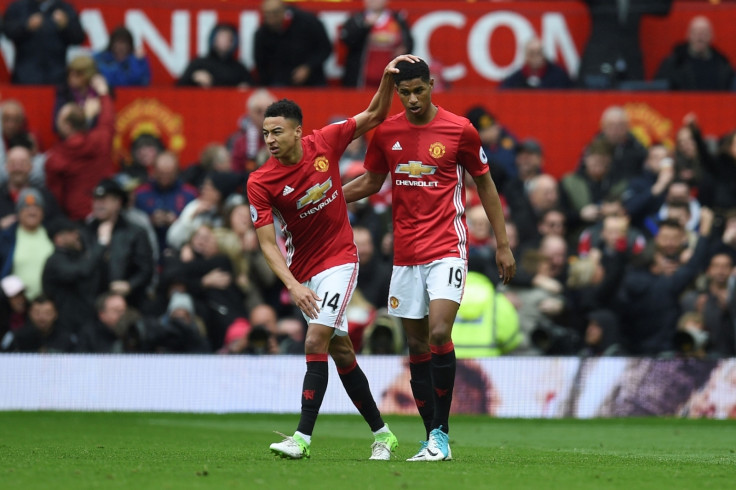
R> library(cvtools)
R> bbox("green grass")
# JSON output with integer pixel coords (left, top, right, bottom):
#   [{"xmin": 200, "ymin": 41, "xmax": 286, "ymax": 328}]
[{"xmin": 0, "ymin": 412, "xmax": 734, "ymax": 489}]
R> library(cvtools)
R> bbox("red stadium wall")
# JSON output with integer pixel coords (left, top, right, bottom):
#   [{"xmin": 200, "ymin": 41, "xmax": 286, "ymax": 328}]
[
  {"xmin": 0, "ymin": 0, "xmax": 733, "ymax": 87},
  {"xmin": 4, "ymin": 85, "xmax": 734, "ymax": 179}
]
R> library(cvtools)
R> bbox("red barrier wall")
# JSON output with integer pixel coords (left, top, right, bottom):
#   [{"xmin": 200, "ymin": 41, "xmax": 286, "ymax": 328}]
[{"xmin": 3, "ymin": 85, "xmax": 734, "ymax": 179}]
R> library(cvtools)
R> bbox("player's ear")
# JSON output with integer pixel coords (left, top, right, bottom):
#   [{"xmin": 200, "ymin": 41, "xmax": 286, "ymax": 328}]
[
  {"xmin": 295, "ymin": 125, "xmax": 302, "ymax": 138},
  {"xmin": 429, "ymin": 78, "xmax": 435, "ymax": 91}
]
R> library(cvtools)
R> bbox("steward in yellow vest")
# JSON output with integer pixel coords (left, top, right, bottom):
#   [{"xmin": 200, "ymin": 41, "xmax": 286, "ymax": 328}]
[{"xmin": 453, "ymin": 271, "xmax": 521, "ymax": 358}]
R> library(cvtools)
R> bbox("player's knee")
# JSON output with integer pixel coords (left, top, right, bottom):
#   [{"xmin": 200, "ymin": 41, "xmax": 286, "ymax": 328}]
[{"xmin": 428, "ymin": 322, "xmax": 453, "ymax": 346}]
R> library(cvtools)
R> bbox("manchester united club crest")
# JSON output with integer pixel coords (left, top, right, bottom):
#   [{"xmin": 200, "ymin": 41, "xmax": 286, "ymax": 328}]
[
  {"xmin": 314, "ymin": 156, "xmax": 329, "ymax": 172},
  {"xmin": 429, "ymin": 142, "xmax": 446, "ymax": 159},
  {"xmin": 389, "ymin": 296, "xmax": 400, "ymax": 309}
]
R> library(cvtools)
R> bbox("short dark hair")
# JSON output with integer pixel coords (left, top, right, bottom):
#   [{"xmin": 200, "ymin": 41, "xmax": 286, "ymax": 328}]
[
  {"xmin": 394, "ymin": 59, "xmax": 430, "ymax": 85},
  {"xmin": 264, "ymin": 99, "xmax": 303, "ymax": 125}
]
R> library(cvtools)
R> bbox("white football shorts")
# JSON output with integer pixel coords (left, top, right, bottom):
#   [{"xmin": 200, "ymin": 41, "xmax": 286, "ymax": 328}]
[
  {"xmin": 387, "ymin": 257, "xmax": 467, "ymax": 319},
  {"xmin": 300, "ymin": 262, "xmax": 358, "ymax": 336}
]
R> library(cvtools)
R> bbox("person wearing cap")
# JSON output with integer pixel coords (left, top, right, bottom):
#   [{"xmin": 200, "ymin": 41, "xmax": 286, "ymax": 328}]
[
  {"xmin": 45, "ymin": 73, "xmax": 115, "ymax": 221},
  {"xmin": 83, "ymin": 178, "xmax": 154, "ymax": 309},
  {"xmin": 0, "ymin": 188, "xmax": 54, "ymax": 300},
  {"xmin": 41, "ymin": 215, "xmax": 105, "ymax": 334},
  {"xmin": 0, "ymin": 144, "xmax": 60, "ymax": 229},
  {"xmin": 465, "ymin": 105, "xmax": 518, "ymax": 183},
  {"xmin": 0, "ymin": 274, "xmax": 29, "ymax": 339},
  {"xmin": 166, "ymin": 170, "xmax": 242, "ymax": 250}
]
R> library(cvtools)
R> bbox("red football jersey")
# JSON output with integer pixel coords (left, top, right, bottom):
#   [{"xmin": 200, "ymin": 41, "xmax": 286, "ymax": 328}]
[
  {"xmin": 247, "ymin": 119, "xmax": 358, "ymax": 282},
  {"xmin": 364, "ymin": 106, "xmax": 490, "ymax": 266}
]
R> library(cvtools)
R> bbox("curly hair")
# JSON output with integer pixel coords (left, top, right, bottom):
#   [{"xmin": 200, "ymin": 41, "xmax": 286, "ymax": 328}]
[{"xmin": 264, "ymin": 99, "xmax": 303, "ymax": 125}]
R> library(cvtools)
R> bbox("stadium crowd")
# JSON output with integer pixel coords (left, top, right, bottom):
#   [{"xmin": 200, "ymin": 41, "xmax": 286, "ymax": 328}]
[{"xmin": 0, "ymin": 0, "xmax": 734, "ymax": 358}]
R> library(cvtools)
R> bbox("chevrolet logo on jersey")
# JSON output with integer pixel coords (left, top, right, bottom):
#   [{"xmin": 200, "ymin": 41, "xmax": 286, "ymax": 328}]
[
  {"xmin": 395, "ymin": 161, "xmax": 436, "ymax": 177},
  {"xmin": 296, "ymin": 178, "xmax": 333, "ymax": 209}
]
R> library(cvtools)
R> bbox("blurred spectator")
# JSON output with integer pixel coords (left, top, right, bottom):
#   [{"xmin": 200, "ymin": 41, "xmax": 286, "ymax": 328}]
[
  {"xmin": 1, "ymin": 295, "xmax": 75, "ymax": 352},
  {"xmin": 84, "ymin": 178, "xmax": 154, "ymax": 309},
  {"xmin": 339, "ymin": 0, "xmax": 413, "ymax": 88},
  {"xmin": 0, "ymin": 188, "xmax": 54, "ymax": 300},
  {"xmin": 500, "ymin": 37, "xmax": 573, "ymax": 90},
  {"xmin": 465, "ymin": 105, "xmax": 517, "ymax": 182},
  {"xmin": 248, "ymin": 303, "xmax": 305, "ymax": 354},
  {"xmin": 178, "ymin": 23, "xmax": 252, "ymax": 88},
  {"xmin": 673, "ymin": 118, "xmax": 707, "ymax": 188},
  {"xmin": 4, "ymin": 0, "xmax": 85, "ymax": 85},
  {"xmin": 167, "ymin": 171, "xmax": 241, "ymax": 250},
  {"xmin": 622, "ymin": 143, "xmax": 675, "ymax": 236},
  {"xmin": 0, "ymin": 274, "xmax": 28, "ymax": 340},
  {"xmin": 0, "ymin": 145, "xmax": 59, "ymax": 229},
  {"xmin": 181, "ymin": 144, "xmax": 234, "ymax": 190},
  {"xmin": 227, "ymin": 89, "xmax": 277, "ymax": 174},
  {"xmin": 583, "ymin": 106, "xmax": 648, "ymax": 183},
  {"xmin": 683, "ymin": 253, "xmax": 735, "ymax": 358},
  {"xmin": 510, "ymin": 173, "xmax": 561, "ymax": 247},
  {"xmin": 120, "ymin": 133, "xmax": 166, "ymax": 182},
  {"xmin": 560, "ymin": 137, "xmax": 628, "ymax": 240},
  {"xmin": 114, "ymin": 173, "xmax": 160, "ymax": 273},
  {"xmin": 94, "ymin": 25, "xmax": 151, "ymax": 88},
  {"xmin": 52, "ymin": 55, "xmax": 103, "ymax": 130},
  {"xmin": 689, "ymin": 118, "xmax": 736, "ymax": 212},
  {"xmin": 657, "ymin": 179, "xmax": 701, "ymax": 233},
  {"xmin": 614, "ymin": 208, "xmax": 715, "ymax": 355},
  {"xmin": 76, "ymin": 292, "xmax": 128, "ymax": 353},
  {"xmin": 466, "ymin": 205, "xmax": 496, "ymax": 280},
  {"xmin": 577, "ymin": 0, "xmax": 672, "ymax": 89},
  {"xmin": 578, "ymin": 309, "xmax": 625, "ymax": 357},
  {"xmin": 0, "ymin": 100, "xmax": 45, "ymax": 187},
  {"xmin": 500, "ymin": 139, "xmax": 544, "ymax": 208},
  {"xmin": 46, "ymin": 74, "xmax": 115, "ymax": 221},
  {"xmin": 127, "ymin": 291, "xmax": 210, "ymax": 353},
  {"xmin": 353, "ymin": 225, "xmax": 391, "ymax": 310},
  {"xmin": 254, "ymin": 0, "xmax": 331, "ymax": 87},
  {"xmin": 42, "ymin": 216, "xmax": 104, "ymax": 335},
  {"xmin": 134, "ymin": 151, "xmax": 198, "ymax": 255},
  {"xmin": 577, "ymin": 197, "xmax": 647, "ymax": 258},
  {"xmin": 362, "ymin": 309, "xmax": 404, "ymax": 355},
  {"xmin": 214, "ymin": 195, "xmax": 278, "ymax": 311},
  {"xmin": 164, "ymin": 224, "xmax": 247, "ymax": 351},
  {"xmin": 654, "ymin": 15, "xmax": 734, "ymax": 91}
]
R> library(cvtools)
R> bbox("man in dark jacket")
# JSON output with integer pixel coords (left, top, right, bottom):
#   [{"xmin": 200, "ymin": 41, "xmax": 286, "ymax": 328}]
[
  {"xmin": 339, "ymin": 0, "xmax": 413, "ymax": 88},
  {"xmin": 254, "ymin": 0, "xmax": 331, "ymax": 87},
  {"xmin": 655, "ymin": 15, "xmax": 734, "ymax": 91},
  {"xmin": 3, "ymin": 0, "xmax": 86, "ymax": 85},
  {"xmin": 177, "ymin": 23, "xmax": 253, "ymax": 88},
  {"xmin": 614, "ymin": 208, "xmax": 714, "ymax": 355},
  {"xmin": 77, "ymin": 292, "xmax": 128, "ymax": 353},
  {"xmin": 2, "ymin": 295, "xmax": 75, "ymax": 352},
  {"xmin": 84, "ymin": 178, "xmax": 154, "ymax": 309},
  {"xmin": 500, "ymin": 37, "xmax": 573, "ymax": 90},
  {"xmin": 42, "ymin": 216, "xmax": 104, "ymax": 334}
]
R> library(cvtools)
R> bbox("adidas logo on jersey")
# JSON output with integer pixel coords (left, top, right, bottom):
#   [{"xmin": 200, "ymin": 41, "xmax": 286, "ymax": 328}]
[
  {"xmin": 283, "ymin": 185, "xmax": 295, "ymax": 196},
  {"xmin": 392, "ymin": 141, "xmax": 403, "ymax": 151}
]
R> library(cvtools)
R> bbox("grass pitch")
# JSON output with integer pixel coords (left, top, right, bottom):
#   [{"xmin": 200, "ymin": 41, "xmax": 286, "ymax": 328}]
[{"xmin": 0, "ymin": 412, "xmax": 734, "ymax": 489}]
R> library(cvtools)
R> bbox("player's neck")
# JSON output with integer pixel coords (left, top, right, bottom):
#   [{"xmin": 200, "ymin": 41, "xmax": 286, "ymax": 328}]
[
  {"xmin": 277, "ymin": 143, "xmax": 304, "ymax": 166},
  {"xmin": 406, "ymin": 104, "xmax": 438, "ymax": 126}
]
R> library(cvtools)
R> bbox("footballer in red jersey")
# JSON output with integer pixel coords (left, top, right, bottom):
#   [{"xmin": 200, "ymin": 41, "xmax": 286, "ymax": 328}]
[
  {"xmin": 343, "ymin": 58, "xmax": 516, "ymax": 462},
  {"xmin": 248, "ymin": 54, "xmax": 420, "ymax": 461}
]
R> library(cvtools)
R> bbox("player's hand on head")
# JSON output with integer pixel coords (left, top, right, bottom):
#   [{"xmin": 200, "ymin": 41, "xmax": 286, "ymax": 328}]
[
  {"xmin": 291, "ymin": 284, "xmax": 321, "ymax": 320},
  {"xmin": 386, "ymin": 54, "xmax": 422, "ymax": 74}
]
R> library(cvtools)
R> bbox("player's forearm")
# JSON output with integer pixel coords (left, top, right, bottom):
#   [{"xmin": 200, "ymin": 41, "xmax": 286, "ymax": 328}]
[
  {"xmin": 357, "ymin": 66, "xmax": 395, "ymax": 132},
  {"xmin": 476, "ymin": 176, "xmax": 511, "ymax": 249},
  {"xmin": 261, "ymin": 243, "xmax": 301, "ymax": 291}
]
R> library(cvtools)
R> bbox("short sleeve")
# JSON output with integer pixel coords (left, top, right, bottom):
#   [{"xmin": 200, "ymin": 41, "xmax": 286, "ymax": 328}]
[
  {"xmin": 246, "ymin": 179, "xmax": 274, "ymax": 229},
  {"xmin": 363, "ymin": 128, "xmax": 389, "ymax": 174},
  {"xmin": 459, "ymin": 122, "xmax": 490, "ymax": 178}
]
